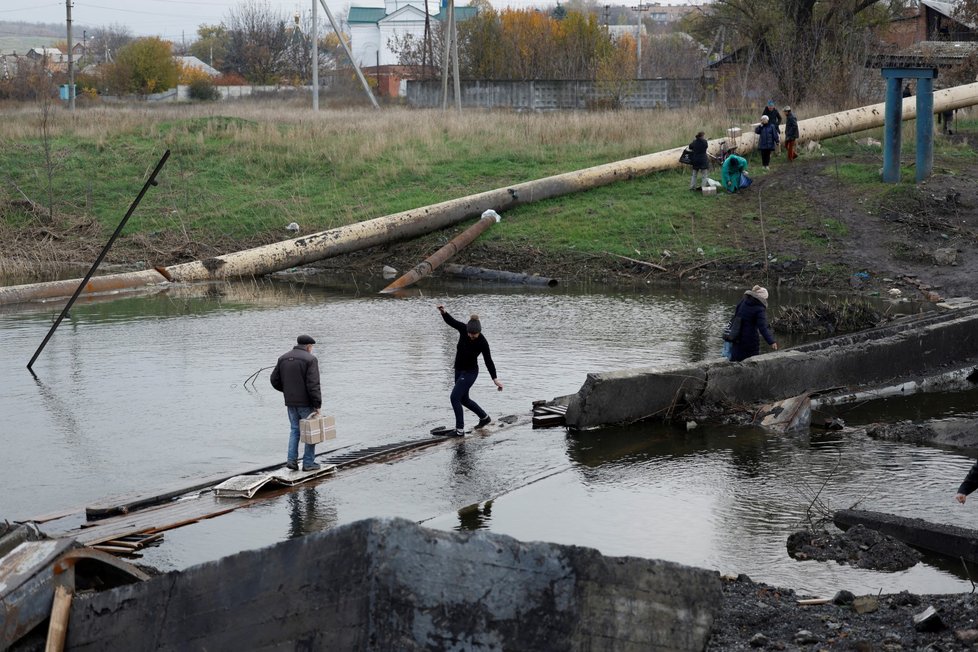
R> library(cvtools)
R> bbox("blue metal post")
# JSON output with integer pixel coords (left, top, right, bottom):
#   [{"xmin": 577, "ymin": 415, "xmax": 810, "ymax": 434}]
[
  {"xmin": 882, "ymin": 77, "xmax": 903, "ymax": 183},
  {"xmin": 915, "ymin": 76, "xmax": 934, "ymax": 182}
]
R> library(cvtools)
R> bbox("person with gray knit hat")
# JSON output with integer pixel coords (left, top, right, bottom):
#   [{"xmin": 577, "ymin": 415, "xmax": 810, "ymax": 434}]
[
  {"xmin": 727, "ymin": 285, "xmax": 778, "ymax": 362},
  {"xmin": 437, "ymin": 304, "xmax": 504, "ymax": 436}
]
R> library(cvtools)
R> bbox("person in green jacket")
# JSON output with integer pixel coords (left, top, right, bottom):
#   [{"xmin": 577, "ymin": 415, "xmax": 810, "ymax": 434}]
[{"xmin": 721, "ymin": 154, "xmax": 749, "ymax": 193}]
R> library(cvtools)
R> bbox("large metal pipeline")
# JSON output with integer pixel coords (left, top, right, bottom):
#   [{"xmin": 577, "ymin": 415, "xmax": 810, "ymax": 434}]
[
  {"xmin": 0, "ymin": 269, "xmax": 169, "ymax": 305},
  {"xmin": 3, "ymin": 81, "xmax": 978, "ymax": 305}
]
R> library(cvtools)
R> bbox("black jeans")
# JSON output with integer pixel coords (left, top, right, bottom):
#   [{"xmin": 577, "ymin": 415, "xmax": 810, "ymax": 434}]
[{"xmin": 760, "ymin": 149, "xmax": 773, "ymax": 167}]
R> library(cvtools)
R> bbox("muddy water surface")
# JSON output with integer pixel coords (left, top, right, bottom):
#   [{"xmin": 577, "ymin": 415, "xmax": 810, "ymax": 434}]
[{"xmin": 1, "ymin": 279, "xmax": 973, "ymax": 596}]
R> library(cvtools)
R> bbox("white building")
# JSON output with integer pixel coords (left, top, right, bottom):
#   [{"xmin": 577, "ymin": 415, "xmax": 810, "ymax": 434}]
[{"xmin": 348, "ymin": 0, "xmax": 476, "ymax": 68}]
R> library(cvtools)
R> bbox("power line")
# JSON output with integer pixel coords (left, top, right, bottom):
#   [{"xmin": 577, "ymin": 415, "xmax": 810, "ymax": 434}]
[
  {"xmin": 80, "ymin": 3, "xmax": 201, "ymax": 17},
  {"xmin": 0, "ymin": 3, "xmax": 63, "ymax": 13}
]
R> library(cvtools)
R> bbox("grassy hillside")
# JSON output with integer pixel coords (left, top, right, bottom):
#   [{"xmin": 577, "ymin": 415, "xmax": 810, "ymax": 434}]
[{"xmin": 1, "ymin": 99, "xmax": 976, "ymax": 289}]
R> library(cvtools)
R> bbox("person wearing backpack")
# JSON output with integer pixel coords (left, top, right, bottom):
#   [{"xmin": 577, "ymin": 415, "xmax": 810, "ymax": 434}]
[{"xmin": 727, "ymin": 286, "xmax": 778, "ymax": 362}]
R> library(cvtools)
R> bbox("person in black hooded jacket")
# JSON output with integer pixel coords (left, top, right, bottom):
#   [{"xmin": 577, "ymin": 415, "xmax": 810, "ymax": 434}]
[
  {"xmin": 437, "ymin": 305, "xmax": 504, "ymax": 436},
  {"xmin": 729, "ymin": 285, "xmax": 779, "ymax": 362}
]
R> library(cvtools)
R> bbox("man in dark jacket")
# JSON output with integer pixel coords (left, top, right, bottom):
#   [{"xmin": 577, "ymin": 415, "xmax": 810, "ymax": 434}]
[
  {"xmin": 783, "ymin": 107, "xmax": 799, "ymax": 161},
  {"xmin": 688, "ymin": 131, "xmax": 711, "ymax": 190},
  {"xmin": 761, "ymin": 100, "xmax": 782, "ymax": 130},
  {"xmin": 730, "ymin": 285, "xmax": 778, "ymax": 362},
  {"xmin": 270, "ymin": 334, "xmax": 323, "ymax": 471}
]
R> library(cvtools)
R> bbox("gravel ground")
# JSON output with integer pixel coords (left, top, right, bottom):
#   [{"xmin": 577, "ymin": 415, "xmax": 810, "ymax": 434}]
[{"xmin": 708, "ymin": 574, "xmax": 978, "ymax": 650}]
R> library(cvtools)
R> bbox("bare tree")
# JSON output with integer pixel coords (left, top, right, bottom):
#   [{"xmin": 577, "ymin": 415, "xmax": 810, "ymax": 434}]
[
  {"xmin": 28, "ymin": 60, "xmax": 57, "ymax": 224},
  {"xmin": 691, "ymin": 0, "xmax": 905, "ymax": 104},
  {"xmin": 88, "ymin": 24, "xmax": 133, "ymax": 64},
  {"xmin": 223, "ymin": 0, "xmax": 292, "ymax": 84}
]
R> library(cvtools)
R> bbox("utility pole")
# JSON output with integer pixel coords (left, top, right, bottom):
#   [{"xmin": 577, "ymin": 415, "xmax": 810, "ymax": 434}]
[
  {"xmin": 66, "ymin": 0, "xmax": 75, "ymax": 110},
  {"xmin": 630, "ymin": 3, "xmax": 650, "ymax": 79},
  {"xmin": 440, "ymin": 0, "xmax": 460, "ymax": 110},
  {"xmin": 312, "ymin": 0, "xmax": 319, "ymax": 111}
]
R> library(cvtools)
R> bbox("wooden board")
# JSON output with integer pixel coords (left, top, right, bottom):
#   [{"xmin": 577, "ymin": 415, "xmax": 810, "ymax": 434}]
[{"xmin": 213, "ymin": 465, "xmax": 338, "ymax": 498}]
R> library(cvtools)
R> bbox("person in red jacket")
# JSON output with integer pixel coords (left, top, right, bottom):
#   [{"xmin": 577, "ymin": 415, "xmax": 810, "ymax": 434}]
[
  {"xmin": 270, "ymin": 334, "xmax": 322, "ymax": 471},
  {"xmin": 437, "ymin": 305, "xmax": 504, "ymax": 436}
]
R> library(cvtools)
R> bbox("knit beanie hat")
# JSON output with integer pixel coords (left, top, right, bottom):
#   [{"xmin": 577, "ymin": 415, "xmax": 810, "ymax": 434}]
[
  {"xmin": 466, "ymin": 315, "xmax": 482, "ymax": 334},
  {"xmin": 745, "ymin": 285, "xmax": 769, "ymax": 306}
]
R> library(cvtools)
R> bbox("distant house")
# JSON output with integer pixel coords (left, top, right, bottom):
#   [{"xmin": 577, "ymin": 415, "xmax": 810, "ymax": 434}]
[
  {"xmin": 175, "ymin": 55, "xmax": 219, "ymax": 77},
  {"xmin": 348, "ymin": 0, "xmax": 476, "ymax": 95},
  {"xmin": 1, "ymin": 53, "xmax": 19, "ymax": 80},
  {"xmin": 25, "ymin": 47, "xmax": 67, "ymax": 72},
  {"xmin": 607, "ymin": 24, "xmax": 646, "ymax": 41},
  {"xmin": 349, "ymin": 0, "xmax": 476, "ymax": 67},
  {"xmin": 879, "ymin": 0, "xmax": 978, "ymax": 48}
]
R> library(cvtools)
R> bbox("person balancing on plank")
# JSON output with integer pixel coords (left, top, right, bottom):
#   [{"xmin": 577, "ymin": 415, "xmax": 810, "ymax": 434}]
[{"xmin": 437, "ymin": 305, "xmax": 504, "ymax": 436}]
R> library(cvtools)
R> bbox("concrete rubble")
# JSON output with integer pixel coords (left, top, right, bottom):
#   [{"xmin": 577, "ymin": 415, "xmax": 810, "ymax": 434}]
[
  {"xmin": 60, "ymin": 517, "xmax": 721, "ymax": 651},
  {"xmin": 564, "ymin": 305, "xmax": 978, "ymax": 429}
]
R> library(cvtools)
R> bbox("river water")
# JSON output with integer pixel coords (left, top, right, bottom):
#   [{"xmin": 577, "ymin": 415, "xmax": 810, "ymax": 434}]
[{"xmin": 1, "ymin": 277, "xmax": 975, "ymax": 596}]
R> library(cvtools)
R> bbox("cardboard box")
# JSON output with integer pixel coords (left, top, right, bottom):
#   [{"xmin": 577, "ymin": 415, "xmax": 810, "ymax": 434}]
[{"xmin": 300, "ymin": 414, "xmax": 336, "ymax": 445}]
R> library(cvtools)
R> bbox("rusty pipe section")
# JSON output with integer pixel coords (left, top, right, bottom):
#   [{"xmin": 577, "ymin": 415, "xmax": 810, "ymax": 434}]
[
  {"xmin": 730, "ymin": 83, "xmax": 978, "ymax": 155},
  {"xmin": 0, "ymin": 269, "xmax": 169, "ymax": 306},
  {"xmin": 380, "ymin": 209, "xmax": 501, "ymax": 294},
  {"xmin": 4, "ymin": 82, "xmax": 978, "ymax": 304}
]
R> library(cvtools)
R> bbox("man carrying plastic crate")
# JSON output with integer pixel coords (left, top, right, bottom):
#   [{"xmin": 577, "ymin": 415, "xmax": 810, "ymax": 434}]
[{"xmin": 270, "ymin": 334, "xmax": 323, "ymax": 471}]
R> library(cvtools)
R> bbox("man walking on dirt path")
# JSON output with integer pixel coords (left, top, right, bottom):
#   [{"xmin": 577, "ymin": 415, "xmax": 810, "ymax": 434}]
[{"xmin": 271, "ymin": 334, "xmax": 323, "ymax": 471}]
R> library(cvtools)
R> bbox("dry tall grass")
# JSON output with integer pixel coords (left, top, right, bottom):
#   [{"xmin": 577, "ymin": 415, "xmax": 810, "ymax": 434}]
[{"xmin": 0, "ymin": 102, "xmax": 746, "ymax": 161}]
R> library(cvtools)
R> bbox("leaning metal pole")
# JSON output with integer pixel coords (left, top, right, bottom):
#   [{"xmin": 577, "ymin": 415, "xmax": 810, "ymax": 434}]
[
  {"xmin": 317, "ymin": 0, "xmax": 379, "ymax": 110},
  {"xmin": 26, "ymin": 150, "xmax": 170, "ymax": 370},
  {"xmin": 379, "ymin": 209, "xmax": 500, "ymax": 293}
]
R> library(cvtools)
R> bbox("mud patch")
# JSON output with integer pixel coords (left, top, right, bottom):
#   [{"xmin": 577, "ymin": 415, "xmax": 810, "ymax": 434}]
[{"xmin": 786, "ymin": 524, "xmax": 921, "ymax": 571}]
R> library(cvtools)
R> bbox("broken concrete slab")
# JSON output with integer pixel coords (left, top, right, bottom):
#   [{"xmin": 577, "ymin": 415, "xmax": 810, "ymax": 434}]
[
  {"xmin": 64, "ymin": 517, "xmax": 722, "ymax": 651},
  {"xmin": 867, "ymin": 416, "xmax": 978, "ymax": 451},
  {"xmin": 835, "ymin": 509, "xmax": 978, "ymax": 565},
  {"xmin": 565, "ymin": 306, "xmax": 978, "ymax": 429}
]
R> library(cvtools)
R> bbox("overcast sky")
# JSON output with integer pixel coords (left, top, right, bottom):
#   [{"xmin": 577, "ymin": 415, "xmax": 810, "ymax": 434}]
[{"xmin": 3, "ymin": 0, "xmax": 551, "ymax": 41}]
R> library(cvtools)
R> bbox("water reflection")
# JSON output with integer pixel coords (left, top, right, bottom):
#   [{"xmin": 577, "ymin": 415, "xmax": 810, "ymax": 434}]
[
  {"xmin": 287, "ymin": 487, "xmax": 337, "ymax": 539},
  {"xmin": 457, "ymin": 500, "xmax": 494, "ymax": 531}
]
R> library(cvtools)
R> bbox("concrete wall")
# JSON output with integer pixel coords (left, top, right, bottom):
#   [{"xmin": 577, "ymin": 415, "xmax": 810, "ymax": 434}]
[
  {"xmin": 565, "ymin": 307, "xmax": 978, "ymax": 429},
  {"xmin": 406, "ymin": 78, "xmax": 704, "ymax": 110},
  {"xmin": 64, "ymin": 517, "xmax": 721, "ymax": 651}
]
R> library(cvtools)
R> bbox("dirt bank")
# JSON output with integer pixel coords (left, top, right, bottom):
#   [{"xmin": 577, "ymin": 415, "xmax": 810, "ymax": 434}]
[{"xmin": 5, "ymin": 133, "xmax": 978, "ymax": 300}]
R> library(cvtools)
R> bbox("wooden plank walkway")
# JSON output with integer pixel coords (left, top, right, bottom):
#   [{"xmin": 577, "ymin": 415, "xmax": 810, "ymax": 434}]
[{"xmin": 36, "ymin": 437, "xmax": 452, "ymax": 550}]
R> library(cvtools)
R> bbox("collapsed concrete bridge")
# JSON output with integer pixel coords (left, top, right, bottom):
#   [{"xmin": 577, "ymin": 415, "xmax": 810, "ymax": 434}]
[{"xmin": 562, "ymin": 302, "xmax": 978, "ymax": 430}]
